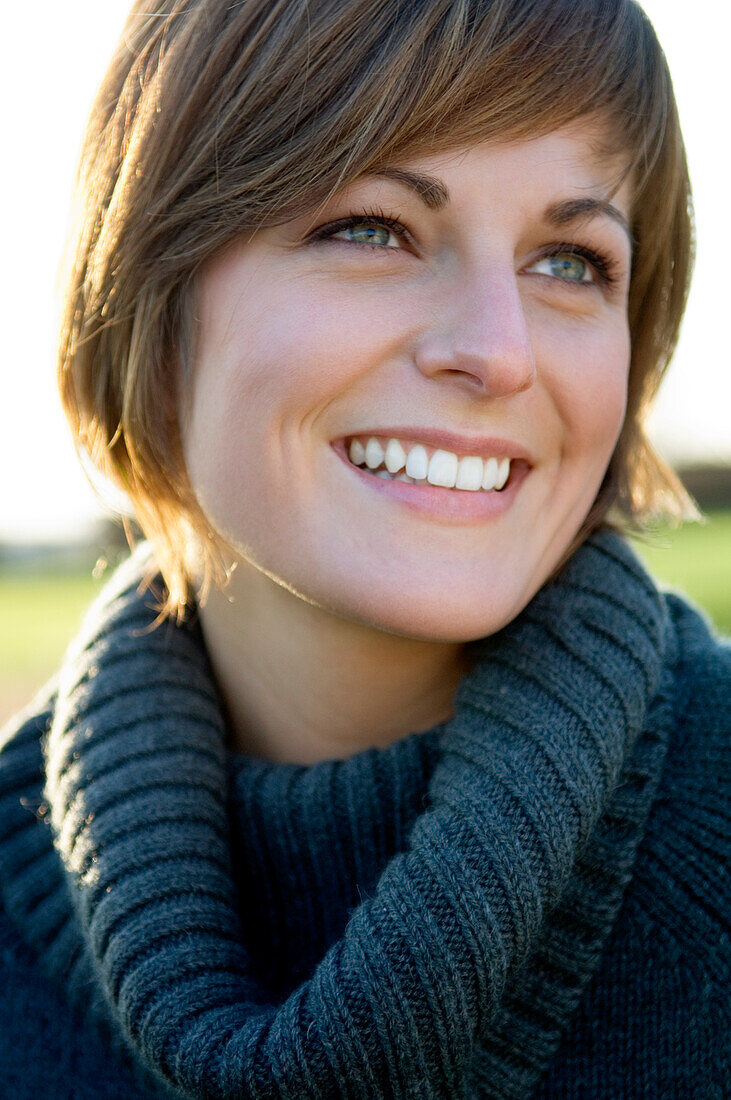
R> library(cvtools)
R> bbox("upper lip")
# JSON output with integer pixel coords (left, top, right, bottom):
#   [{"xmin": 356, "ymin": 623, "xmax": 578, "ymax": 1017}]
[{"xmin": 338, "ymin": 426, "xmax": 533, "ymax": 463}]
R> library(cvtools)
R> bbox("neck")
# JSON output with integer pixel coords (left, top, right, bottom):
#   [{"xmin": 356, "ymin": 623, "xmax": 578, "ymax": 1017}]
[{"xmin": 197, "ymin": 560, "xmax": 470, "ymax": 764}]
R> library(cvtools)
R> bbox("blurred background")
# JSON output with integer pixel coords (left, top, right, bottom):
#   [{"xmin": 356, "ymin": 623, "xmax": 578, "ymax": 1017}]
[{"xmin": 1, "ymin": 0, "xmax": 729, "ymax": 726}]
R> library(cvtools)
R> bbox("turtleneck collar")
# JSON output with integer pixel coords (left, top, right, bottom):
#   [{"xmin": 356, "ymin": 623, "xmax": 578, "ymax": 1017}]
[
  {"xmin": 0, "ymin": 530, "xmax": 678, "ymax": 1098},
  {"xmin": 228, "ymin": 723, "xmax": 443, "ymax": 1000}
]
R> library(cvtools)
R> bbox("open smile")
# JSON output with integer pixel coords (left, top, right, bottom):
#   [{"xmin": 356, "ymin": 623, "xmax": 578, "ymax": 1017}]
[{"xmin": 331, "ymin": 429, "xmax": 532, "ymax": 523}]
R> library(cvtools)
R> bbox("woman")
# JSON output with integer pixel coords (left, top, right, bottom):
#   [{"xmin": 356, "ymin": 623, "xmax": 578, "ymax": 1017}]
[{"xmin": 0, "ymin": 0, "xmax": 727, "ymax": 1097}]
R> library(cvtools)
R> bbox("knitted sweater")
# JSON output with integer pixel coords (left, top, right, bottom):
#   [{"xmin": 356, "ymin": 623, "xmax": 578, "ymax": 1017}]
[{"xmin": 0, "ymin": 530, "xmax": 728, "ymax": 1099}]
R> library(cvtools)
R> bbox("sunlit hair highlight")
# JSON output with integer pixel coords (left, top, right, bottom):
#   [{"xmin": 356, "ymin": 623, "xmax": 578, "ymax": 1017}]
[{"xmin": 58, "ymin": 0, "xmax": 695, "ymax": 619}]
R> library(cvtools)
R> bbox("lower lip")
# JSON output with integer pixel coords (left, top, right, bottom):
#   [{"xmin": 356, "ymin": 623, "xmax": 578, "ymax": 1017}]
[{"xmin": 331, "ymin": 443, "xmax": 529, "ymax": 523}]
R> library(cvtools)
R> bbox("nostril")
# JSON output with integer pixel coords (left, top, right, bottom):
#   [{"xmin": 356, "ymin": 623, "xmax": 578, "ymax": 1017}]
[
  {"xmin": 436, "ymin": 368, "xmax": 497, "ymax": 392},
  {"xmin": 424, "ymin": 354, "xmax": 536, "ymax": 398}
]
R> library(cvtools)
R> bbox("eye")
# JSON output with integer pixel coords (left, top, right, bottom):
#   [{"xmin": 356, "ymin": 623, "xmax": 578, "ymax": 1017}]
[
  {"xmin": 530, "ymin": 252, "xmax": 592, "ymax": 282},
  {"xmin": 524, "ymin": 244, "xmax": 618, "ymax": 288},
  {"xmin": 308, "ymin": 211, "xmax": 412, "ymax": 251},
  {"xmin": 333, "ymin": 219, "xmax": 401, "ymax": 248}
]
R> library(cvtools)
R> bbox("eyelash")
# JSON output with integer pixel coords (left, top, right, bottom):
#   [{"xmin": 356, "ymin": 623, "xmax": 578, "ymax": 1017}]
[
  {"xmin": 308, "ymin": 206, "xmax": 412, "ymax": 248},
  {"xmin": 534, "ymin": 241, "xmax": 620, "ymax": 288},
  {"xmin": 308, "ymin": 208, "xmax": 622, "ymax": 289}
]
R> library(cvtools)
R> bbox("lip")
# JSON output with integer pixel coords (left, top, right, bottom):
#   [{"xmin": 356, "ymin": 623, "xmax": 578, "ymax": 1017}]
[
  {"xmin": 330, "ymin": 435, "xmax": 532, "ymax": 524},
  {"xmin": 337, "ymin": 426, "xmax": 533, "ymax": 463}
]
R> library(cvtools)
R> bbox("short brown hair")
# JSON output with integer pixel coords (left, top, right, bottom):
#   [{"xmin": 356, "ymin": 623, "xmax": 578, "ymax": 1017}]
[{"xmin": 58, "ymin": 0, "xmax": 695, "ymax": 619}]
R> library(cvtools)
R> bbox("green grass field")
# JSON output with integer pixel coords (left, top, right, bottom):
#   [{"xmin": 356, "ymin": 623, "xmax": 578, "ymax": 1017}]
[
  {"xmin": 631, "ymin": 511, "xmax": 731, "ymax": 631},
  {"xmin": 1, "ymin": 513, "xmax": 729, "ymax": 727}
]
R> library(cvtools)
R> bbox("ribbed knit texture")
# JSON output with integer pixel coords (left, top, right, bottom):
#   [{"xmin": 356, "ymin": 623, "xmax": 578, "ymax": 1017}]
[{"xmin": 0, "ymin": 529, "xmax": 728, "ymax": 1099}]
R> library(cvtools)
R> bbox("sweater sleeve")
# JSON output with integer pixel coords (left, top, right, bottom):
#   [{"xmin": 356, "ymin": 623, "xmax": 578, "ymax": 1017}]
[
  {"xmin": 40, "ymin": 532, "xmax": 670, "ymax": 1099},
  {"xmin": 534, "ymin": 597, "xmax": 730, "ymax": 1100},
  {"xmin": 631, "ymin": 595, "xmax": 730, "ymax": 977}
]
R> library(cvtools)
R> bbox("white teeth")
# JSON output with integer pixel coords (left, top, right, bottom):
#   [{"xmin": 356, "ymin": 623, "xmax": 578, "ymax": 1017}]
[
  {"xmin": 365, "ymin": 437, "xmax": 384, "ymax": 469},
  {"xmin": 405, "ymin": 444, "xmax": 428, "ymax": 480},
  {"xmin": 348, "ymin": 439, "xmax": 366, "ymax": 466},
  {"xmin": 374, "ymin": 469, "xmax": 415, "ymax": 483},
  {"xmin": 348, "ymin": 436, "xmax": 513, "ymax": 492},
  {"xmin": 427, "ymin": 449, "xmax": 458, "ymax": 488},
  {"xmin": 495, "ymin": 456, "xmax": 511, "ymax": 490},
  {"xmin": 481, "ymin": 456, "xmax": 499, "ymax": 491},
  {"xmin": 384, "ymin": 438, "xmax": 407, "ymax": 474},
  {"xmin": 455, "ymin": 456, "xmax": 484, "ymax": 491}
]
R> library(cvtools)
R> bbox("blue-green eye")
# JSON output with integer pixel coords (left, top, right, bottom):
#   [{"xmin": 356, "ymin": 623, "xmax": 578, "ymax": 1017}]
[
  {"xmin": 310, "ymin": 212, "xmax": 411, "ymax": 251},
  {"xmin": 529, "ymin": 252, "xmax": 592, "ymax": 282},
  {"xmin": 536, "ymin": 253, "xmax": 590, "ymax": 281},
  {"xmin": 332, "ymin": 220, "xmax": 400, "ymax": 248}
]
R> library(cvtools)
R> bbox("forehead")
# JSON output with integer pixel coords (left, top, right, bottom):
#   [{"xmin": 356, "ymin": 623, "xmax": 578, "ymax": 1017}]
[
  {"xmin": 385, "ymin": 121, "xmax": 631, "ymax": 206},
  {"xmin": 332, "ymin": 122, "xmax": 633, "ymax": 249}
]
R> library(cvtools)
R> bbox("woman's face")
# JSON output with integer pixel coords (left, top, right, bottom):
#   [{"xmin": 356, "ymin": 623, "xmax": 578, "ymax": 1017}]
[{"xmin": 182, "ymin": 122, "xmax": 632, "ymax": 642}]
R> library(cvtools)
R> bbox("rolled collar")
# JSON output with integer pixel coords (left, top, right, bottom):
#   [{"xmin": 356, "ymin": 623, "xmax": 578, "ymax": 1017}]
[{"xmin": 0, "ymin": 530, "xmax": 677, "ymax": 1098}]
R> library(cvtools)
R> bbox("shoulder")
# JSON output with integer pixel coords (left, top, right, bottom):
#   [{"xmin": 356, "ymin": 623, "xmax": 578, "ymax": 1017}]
[
  {"xmin": 660, "ymin": 593, "xmax": 729, "ymax": 852},
  {"xmin": 630, "ymin": 592, "xmax": 729, "ymax": 972},
  {"xmin": 0, "ymin": 895, "xmax": 78, "ymax": 1098},
  {"xmin": 665, "ymin": 591, "xmax": 730, "ymax": 730},
  {"xmin": 0, "ymin": 682, "xmax": 55, "ymax": 875},
  {"xmin": 0, "ymin": 895, "xmax": 152, "ymax": 1100},
  {"xmin": 0, "ymin": 882, "xmax": 174, "ymax": 1099}
]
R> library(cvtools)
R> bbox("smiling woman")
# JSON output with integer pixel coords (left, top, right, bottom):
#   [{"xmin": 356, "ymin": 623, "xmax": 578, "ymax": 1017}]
[
  {"xmin": 0, "ymin": 2, "xmax": 728, "ymax": 1099},
  {"xmin": 56, "ymin": 0, "xmax": 693, "ymax": 625},
  {"xmin": 184, "ymin": 127, "xmax": 638, "ymax": 740}
]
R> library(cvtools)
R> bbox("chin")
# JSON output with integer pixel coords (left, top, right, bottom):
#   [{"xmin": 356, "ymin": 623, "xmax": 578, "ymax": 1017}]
[{"xmin": 319, "ymin": 574, "xmax": 535, "ymax": 645}]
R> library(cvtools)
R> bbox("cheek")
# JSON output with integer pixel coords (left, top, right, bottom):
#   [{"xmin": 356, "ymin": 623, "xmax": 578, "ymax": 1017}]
[
  {"xmin": 193, "ymin": 281, "xmax": 403, "ymax": 437},
  {"xmin": 544, "ymin": 319, "xmax": 630, "ymax": 460},
  {"xmin": 182, "ymin": 272, "xmax": 409, "ymax": 535}
]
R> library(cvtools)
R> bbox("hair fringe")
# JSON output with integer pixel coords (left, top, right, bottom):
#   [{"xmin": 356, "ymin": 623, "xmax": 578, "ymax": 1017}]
[{"xmin": 58, "ymin": 0, "xmax": 696, "ymax": 621}]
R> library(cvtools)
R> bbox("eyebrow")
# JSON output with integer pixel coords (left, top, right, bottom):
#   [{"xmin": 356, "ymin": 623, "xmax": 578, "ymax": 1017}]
[
  {"xmin": 372, "ymin": 168, "xmax": 450, "ymax": 210},
  {"xmin": 371, "ymin": 169, "xmax": 632, "ymax": 244},
  {"xmin": 545, "ymin": 197, "xmax": 633, "ymax": 246}
]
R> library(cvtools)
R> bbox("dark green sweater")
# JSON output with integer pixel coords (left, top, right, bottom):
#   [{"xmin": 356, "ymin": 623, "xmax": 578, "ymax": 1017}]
[{"xmin": 0, "ymin": 530, "xmax": 728, "ymax": 1098}]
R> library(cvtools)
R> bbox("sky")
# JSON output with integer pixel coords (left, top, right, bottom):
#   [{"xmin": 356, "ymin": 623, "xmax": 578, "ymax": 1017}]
[{"xmin": 1, "ymin": 0, "xmax": 728, "ymax": 543}]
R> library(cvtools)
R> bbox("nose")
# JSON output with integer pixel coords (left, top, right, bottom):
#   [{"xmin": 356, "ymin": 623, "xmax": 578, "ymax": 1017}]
[{"xmin": 414, "ymin": 269, "xmax": 536, "ymax": 398}]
